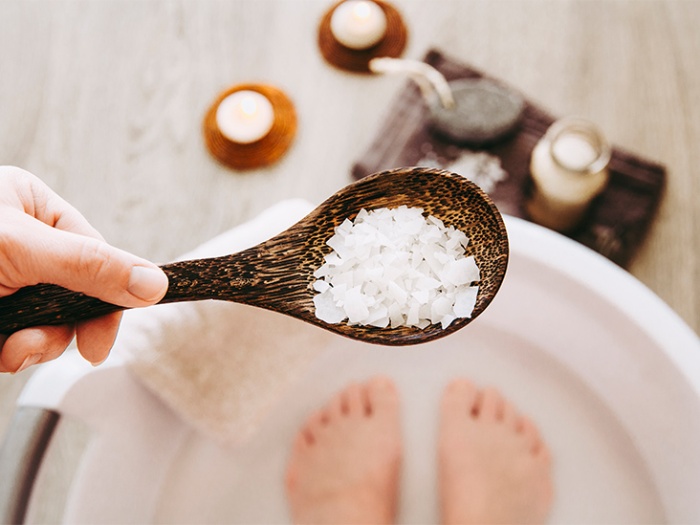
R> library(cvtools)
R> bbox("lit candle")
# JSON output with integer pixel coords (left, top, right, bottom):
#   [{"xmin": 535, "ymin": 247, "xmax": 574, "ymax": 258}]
[
  {"xmin": 215, "ymin": 90, "xmax": 275, "ymax": 144},
  {"xmin": 330, "ymin": 0, "xmax": 388, "ymax": 50}
]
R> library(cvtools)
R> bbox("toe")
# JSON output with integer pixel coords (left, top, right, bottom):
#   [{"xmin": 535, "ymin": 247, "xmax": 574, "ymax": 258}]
[
  {"xmin": 537, "ymin": 441, "xmax": 553, "ymax": 465},
  {"xmin": 366, "ymin": 376, "xmax": 399, "ymax": 416},
  {"xmin": 284, "ymin": 464, "xmax": 297, "ymax": 493},
  {"xmin": 340, "ymin": 382, "xmax": 364, "ymax": 416},
  {"xmin": 327, "ymin": 389, "xmax": 345, "ymax": 418},
  {"xmin": 441, "ymin": 379, "xmax": 478, "ymax": 417},
  {"xmin": 292, "ymin": 428, "xmax": 311, "ymax": 452},
  {"xmin": 475, "ymin": 387, "xmax": 505, "ymax": 421},
  {"xmin": 301, "ymin": 425, "xmax": 315, "ymax": 446},
  {"xmin": 309, "ymin": 409, "xmax": 328, "ymax": 429},
  {"xmin": 301, "ymin": 409, "xmax": 326, "ymax": 445},
  {"xmin": 501, "ymin": 397, "xmax": 519, "ymax": 428},
  {"xmin": 520, "ymin": 416, "xmax": 544, "ymax": 454}
]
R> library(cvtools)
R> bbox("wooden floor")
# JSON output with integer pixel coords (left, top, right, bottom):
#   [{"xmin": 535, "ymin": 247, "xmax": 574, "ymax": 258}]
[{"xmin": 0, "ymin": 0, "xmax": 698, "ymax": 519}]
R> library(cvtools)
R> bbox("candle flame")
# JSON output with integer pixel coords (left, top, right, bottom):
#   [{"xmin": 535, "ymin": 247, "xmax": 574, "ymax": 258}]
[
  {"xmin": 352, "ymin": 1, "xmax": 372, "ymax": 20},
  {"xmin": 239, "ymin": 96, "xmax": 259, "ymax": 117}
]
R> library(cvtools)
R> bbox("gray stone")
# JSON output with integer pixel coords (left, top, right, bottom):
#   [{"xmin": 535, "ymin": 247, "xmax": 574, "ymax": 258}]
[{"xmin": 429, "ymin": 78, "xmax": 525, "ymax": 146}]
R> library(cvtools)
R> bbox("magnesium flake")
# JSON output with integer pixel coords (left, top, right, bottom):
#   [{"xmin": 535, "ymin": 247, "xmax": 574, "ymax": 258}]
[{"xmin": 312, "ymin": 206, "xmax": 479, "ymax": 329}]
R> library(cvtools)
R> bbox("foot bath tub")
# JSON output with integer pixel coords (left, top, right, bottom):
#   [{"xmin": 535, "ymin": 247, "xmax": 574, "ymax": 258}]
[{"xmin": 2, "ymin": 214, "xmax": 699, "ymax": 524}]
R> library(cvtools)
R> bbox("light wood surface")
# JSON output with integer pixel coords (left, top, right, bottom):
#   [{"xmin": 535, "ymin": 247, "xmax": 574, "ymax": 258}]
[{"xmin": 1, "ymin": 0, "xmax": 699, "ymax": 518}]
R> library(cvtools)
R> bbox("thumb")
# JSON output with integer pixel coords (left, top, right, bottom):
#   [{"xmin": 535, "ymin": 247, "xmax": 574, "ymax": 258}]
[{"xmin": 15, "ymin": 218, "xmax": 169, "ymax": 308}]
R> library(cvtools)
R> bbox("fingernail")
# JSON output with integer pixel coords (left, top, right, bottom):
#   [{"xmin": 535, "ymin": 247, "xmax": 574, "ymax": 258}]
[
  {"xmin": 91, "ymin": 356, "xmax": 108, "ymax": 367},
  {"xmin": 128, "ymin": 266, "xmax": 168, "ymax": 302},
  {"xmin": 14, "ymin": 353, "xmax": 42, "ymax": 374}
]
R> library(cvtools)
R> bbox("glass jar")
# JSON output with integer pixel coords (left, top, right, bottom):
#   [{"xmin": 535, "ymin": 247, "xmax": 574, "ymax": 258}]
[{"xmin": 526, "ymin": 117, "xmax": 612, "ymax": 232}]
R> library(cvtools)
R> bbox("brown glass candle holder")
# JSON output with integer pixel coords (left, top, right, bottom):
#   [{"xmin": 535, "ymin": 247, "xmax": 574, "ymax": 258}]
[
  {"xmin": 318, "ymin": 0, "xmax": 408, "ymax": 73},
  {"xmin": 203, "ymin": 84, "xmax": 297, "ymax": 170}
]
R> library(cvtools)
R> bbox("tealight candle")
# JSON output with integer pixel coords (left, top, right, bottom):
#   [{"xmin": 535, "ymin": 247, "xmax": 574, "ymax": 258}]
[
  {"xmin": 330, "ymin": 0, "xmax": 388, "ymax": 50},
  {"xmin": 215, "ymin": 90, "xmax": 275, "ymax": 144}
]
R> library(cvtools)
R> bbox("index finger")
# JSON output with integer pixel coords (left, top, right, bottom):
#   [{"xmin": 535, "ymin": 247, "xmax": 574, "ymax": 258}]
[{"xmin": 23, "ymin": 171, "xmax": 106, "ymax": 241}]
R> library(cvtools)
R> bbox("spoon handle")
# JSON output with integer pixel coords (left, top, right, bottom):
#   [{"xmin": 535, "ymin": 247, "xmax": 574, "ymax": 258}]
[{"xmin": 0, "ymin": 257, "xmax": 251, "ymax": 335}]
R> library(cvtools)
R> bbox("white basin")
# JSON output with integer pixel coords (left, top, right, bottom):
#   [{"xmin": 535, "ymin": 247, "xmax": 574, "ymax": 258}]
[{"xmin": 17, "ymin": 215, "xmax": 700, "ymax": 523}]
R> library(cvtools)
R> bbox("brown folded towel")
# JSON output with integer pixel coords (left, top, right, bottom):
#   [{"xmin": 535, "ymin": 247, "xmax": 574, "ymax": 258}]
[{"xmin": 352, "ymin": 49, "xmax": 666, "ymax": 267}]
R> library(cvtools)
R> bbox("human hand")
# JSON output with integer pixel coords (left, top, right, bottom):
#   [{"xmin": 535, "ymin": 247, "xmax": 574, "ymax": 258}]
[{"xmin": 0, "ymin": 166, "xmax": 169, "ymax": 373}]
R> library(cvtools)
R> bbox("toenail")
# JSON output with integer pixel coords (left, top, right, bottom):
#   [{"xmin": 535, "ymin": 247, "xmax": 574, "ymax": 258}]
[
  {"xmin": 447, "ymin": 381, "xmax": 462, "ymax": 392},
  {"xmin": 448, "ymin": 378, "xmax": 475, "ymax": 391},
  {"xmin": 370, "ymin": 376, "xmax": 395, "ymax": 389}
]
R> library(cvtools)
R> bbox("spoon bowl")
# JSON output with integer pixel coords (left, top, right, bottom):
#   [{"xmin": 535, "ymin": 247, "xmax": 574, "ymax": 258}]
[{"xmin": 0, "ymin": 167, "xmax": 508, "ymax": 346}]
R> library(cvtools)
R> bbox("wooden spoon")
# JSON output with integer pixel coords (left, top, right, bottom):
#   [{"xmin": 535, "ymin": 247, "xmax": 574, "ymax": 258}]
[{"xmin": 0, "ymin": 167, "xmax": 508, "ymax": 346}]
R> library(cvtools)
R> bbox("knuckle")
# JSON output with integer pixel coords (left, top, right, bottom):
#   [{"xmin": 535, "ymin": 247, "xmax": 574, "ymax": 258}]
[
  {"xmin": 77, "ymin": 238, "xmax": 115, "ymax": 283},
  {"xmin": 0, "ymin": 221, "xmax": 32, "ymax": 288},
  {"xmin": 0, "ymin": 165, "xmax": 32, "ymax": 182}
]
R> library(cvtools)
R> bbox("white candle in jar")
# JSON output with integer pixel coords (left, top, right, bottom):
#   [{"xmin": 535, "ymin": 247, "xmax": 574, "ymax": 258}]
[
  {"xmin": 216, "ymin": 91, "xmax": 275, "ymax": 144},
  {"xmin": 330, "ymin": 0, "xmax": 388, "ymax": 50},
  {"xmin": 527, "ymin": 118, "xmax": 611, "ymax": 232},
  {"xmin": 552, "ymin": 134, "xmax": 599, "ymax": 172}
]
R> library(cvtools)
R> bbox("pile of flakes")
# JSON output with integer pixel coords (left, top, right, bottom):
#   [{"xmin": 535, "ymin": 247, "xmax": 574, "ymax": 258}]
[{"xmin": 312, "ymin": 206, "xmax": 480, "ymax": 329}]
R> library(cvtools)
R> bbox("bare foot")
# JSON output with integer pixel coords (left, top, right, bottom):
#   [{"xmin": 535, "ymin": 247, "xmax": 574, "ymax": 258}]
[
  {"xmin": 439, "ymin": 380, "xmax": 553, "ymax": 525},
  {"xmin": 285, "ymin": 377, "xmax": 402, "ymax": 525}
]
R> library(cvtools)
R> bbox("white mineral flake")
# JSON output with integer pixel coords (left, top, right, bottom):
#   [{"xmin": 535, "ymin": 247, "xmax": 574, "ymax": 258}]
[
  {"xmin": 454, "ymin": 287, "xmax": 479, "ymax": 317},
  {"xmin": 313, "ymin": 292, "xmax": 345, "ymax": 324},
  {"xmin": 312, "ymin": 280, "xmax": 331, "ymax": 293},
  {"xmin": 344, "ymin": 286, "xmax": 370, "ymax": 323},
  {"xmin": 440, "ymin": 256, "xmax": 480, "ymax": 287},
  {"xmin": 312, "ymin": 206, "xmax": 480, "ymax": 330}
]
